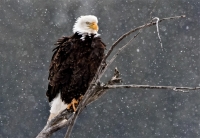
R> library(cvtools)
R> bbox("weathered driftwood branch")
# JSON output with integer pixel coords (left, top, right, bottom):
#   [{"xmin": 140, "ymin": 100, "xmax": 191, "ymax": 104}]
[{"xmin": 36, "ymin": 15, "xmax": 186, "ymax": 138}]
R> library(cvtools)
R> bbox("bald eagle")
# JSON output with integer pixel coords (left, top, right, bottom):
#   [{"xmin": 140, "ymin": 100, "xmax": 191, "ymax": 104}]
[{"xmin": 46, "ymin": 15, "xmax": 106, "ymax": 121}]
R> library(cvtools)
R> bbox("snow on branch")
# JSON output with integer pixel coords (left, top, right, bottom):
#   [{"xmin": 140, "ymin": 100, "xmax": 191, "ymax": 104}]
[{"xmin": 36, "ymin": 15, "xmax": 186, "ymax": 138}]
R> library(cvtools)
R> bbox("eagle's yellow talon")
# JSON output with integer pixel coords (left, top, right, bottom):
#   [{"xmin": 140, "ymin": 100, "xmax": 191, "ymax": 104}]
[{"xmin": 67, "ymin": 98, "xmax": 79, "ymax": 112}]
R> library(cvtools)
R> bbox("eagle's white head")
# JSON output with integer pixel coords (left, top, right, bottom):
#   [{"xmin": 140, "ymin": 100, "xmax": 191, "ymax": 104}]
[{"xmin": 73, "ymin": 15, "xmax": 99, "ymax": 35}]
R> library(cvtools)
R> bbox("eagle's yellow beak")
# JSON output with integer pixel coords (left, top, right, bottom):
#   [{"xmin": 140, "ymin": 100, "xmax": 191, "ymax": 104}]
[{"xmin": 89, "ymin": 22, "xmax": 99, "ymax": 31}]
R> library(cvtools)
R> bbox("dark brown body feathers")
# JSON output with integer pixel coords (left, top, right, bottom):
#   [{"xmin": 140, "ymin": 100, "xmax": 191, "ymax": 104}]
[{"xmin": 46, "ymin": 33, "xmax": 105, "ymax": 103}]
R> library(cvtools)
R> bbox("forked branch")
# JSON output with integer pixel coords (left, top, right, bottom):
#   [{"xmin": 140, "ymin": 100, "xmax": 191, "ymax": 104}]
[{"xmin": 36, "ymin": 15, "xmax": 186, "ymax": 138}]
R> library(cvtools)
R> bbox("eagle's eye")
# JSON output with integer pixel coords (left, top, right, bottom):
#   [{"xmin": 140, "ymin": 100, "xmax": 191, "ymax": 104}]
[{"xmin": 86, "ymin": 22, "xmax": 90, "ymax": 25}]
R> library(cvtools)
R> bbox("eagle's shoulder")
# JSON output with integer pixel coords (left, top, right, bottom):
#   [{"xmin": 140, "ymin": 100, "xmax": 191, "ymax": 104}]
[
  {"xmin": 91, "ymin": 36, "xmax": 106, "ymax": 49},
  {"xmin": 48, "ymin": 35, "xmax": 73, "ymax": 82},
  {"xmin": 54, "ymin": 36, "xmax": 70, "ymax": 47}
]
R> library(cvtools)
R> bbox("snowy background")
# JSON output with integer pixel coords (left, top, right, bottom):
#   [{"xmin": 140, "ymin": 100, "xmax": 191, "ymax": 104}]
[{"xmin": 1, "ymin": 0, "xmax": 200, "ymax": 138}]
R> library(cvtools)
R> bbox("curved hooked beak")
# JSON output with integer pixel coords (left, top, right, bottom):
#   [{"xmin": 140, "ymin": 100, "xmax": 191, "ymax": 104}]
[{"xmin": 89, "ymin": 22, "xmax": 99, "ymax": 31}]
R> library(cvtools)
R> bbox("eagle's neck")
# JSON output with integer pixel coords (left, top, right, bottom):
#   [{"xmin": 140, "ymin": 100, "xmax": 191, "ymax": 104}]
[{"xmin": 74, "ymin": 32, "xmax": 100, "ymax": 41}]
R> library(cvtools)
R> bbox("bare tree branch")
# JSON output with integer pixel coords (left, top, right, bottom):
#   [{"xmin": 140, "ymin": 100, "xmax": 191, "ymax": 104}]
[
  {"xmin": 64, "ymin": 112, "xmax": 78, "ymax": 138},
  {"xmin": 103, "ymin": 84, "xmax": 200, "ymax": 92},
  {"xmin": 36, "ymin": 110, "xmax": 74, "ymax": 138},
  {"xmin": 99, "ymin": 31, "xmax": 141, "ymax": 79},
  {"xmin": 153, "ymin": 17, "xmax": 163, "ymax": 48},
  {"xmin": 64, "ymin": 15, "xmax": 186, "ymax": 138},
  {"xmin": 36, "ymin": 14, "xmax": 186, "ymax": 138},
  {"xmin": 103, "ymin": 15, "xmax": 186, "ymax": 62},
  {"xmin": 99, "ymin": 15, "xmax": 186, "ymax": 79},
  {"xmin": 148, "ymin": 0, "xmax": 159, "ymax": 20}
]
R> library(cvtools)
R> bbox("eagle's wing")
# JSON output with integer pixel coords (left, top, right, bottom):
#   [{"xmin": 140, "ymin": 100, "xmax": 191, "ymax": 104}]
[
  {"xmin": 46, "ymin": 36, "xmax": 72, "ymax": 102},
  {"xmin": 46, "ymin": 35, "xmax": 105, "ymax": 103}
]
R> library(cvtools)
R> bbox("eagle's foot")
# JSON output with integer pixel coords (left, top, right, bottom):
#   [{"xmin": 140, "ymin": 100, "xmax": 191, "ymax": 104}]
[{"xmin": 67, "ymin": 98, "xmax": 79, "ymax": 112}]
